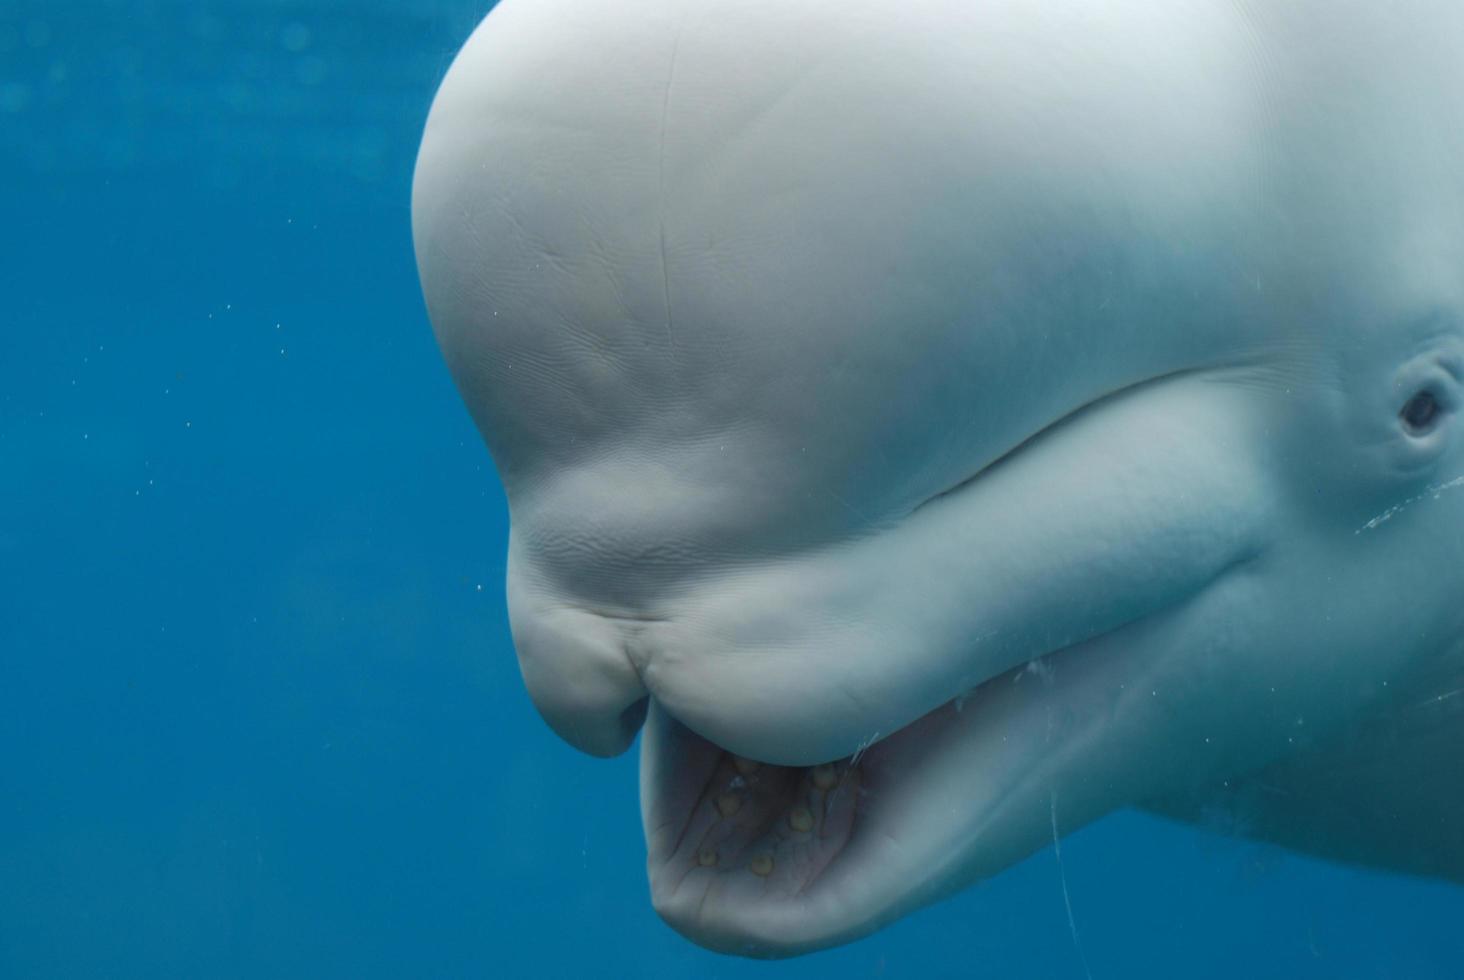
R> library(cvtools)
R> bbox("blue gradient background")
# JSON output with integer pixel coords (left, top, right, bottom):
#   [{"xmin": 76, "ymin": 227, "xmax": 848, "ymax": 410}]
[{"xmin": 3, "ymin": 2, "xmax": 1463, "ymax": 977}]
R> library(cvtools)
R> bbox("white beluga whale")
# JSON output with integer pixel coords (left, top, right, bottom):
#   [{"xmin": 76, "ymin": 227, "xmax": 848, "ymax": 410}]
[{"xmin": 411, "ymin": 0, "xmax": 1464, "ymax": 957}]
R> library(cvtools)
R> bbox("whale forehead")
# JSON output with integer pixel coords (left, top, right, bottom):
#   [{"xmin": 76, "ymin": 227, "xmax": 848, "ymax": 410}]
[
  {"xmin": 413, "ymin": 0, "xmax": 1461, "ymax": 578},
  {"xmin": 418, "ymin": 1, "xmax": 1265, "ymax": 516}
]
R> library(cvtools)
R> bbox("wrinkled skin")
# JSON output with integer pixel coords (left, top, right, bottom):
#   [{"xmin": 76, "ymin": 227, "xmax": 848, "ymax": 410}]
[{"xmin": 411, "ymin": 0, "xmax": 1464, "ymax": 957}]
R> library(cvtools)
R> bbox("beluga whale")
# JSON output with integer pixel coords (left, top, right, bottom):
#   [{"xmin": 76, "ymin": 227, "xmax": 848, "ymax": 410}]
[{"xmin": 412, "ymin": 0, "xmax": 1464, "ymax": 957}]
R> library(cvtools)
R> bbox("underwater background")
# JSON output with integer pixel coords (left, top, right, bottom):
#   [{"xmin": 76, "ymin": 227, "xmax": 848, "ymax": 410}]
[{"xmin": 3, "ymin": 1, "xmax": 1464, "ymax": 977}]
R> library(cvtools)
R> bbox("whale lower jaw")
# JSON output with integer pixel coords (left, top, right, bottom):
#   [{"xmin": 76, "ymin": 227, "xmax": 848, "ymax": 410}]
[
  {"xmin": 642, "ymin": 713, "xmax": 883, "ymax": 957},
  {"xmin": 640, "ymin": 667, "xmax": 1031, "ymax": 959}
]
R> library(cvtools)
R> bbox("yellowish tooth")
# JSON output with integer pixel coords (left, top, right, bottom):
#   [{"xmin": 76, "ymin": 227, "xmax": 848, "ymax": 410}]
[
  {"xmin": 697, "ymin": 847, "xmax": 719, "ymax": 868},
  {"xmin": 812, "ymin": 764, "xmax": 838, "ymax": 790},
  {"xmin": 732, "ymin": 755, "xmax": 760, "ymax": 775},
  {"xmin": 749, "ymin": 853, "xmax": 774, "ymax": 877},
  {"xmin": 715, "ymin": 792, "xmax": 743, "ymax": 818},
  {"xmin": 788, "ymin": 806, "xmax": 814, "ymax": 833}
]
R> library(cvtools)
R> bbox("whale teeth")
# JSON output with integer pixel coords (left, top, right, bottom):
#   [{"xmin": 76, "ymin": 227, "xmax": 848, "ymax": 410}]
[
  {"xmin": 715, "ymin": 792, "xmax": 743, "ymax": 818},
  {"xmin": 811, "ymin": 764, "xmax": 838, "ymax": 790},
  {"xmin": 748, "ymin": 853, "xmax": 774, "ymax": 877},
  {"xmin": 697, "ymin": 847, "xmax": 719, "ymax": 868},
  {"xmin": 731, "ymin": 755, "xmax": 760, "ymax": 775},
  {"xmin": 788, "ymin": 806, "xmax": 814, "ymax": 833}
]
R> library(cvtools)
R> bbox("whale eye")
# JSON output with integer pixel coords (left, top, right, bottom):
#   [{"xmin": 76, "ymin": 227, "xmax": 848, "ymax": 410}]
[{"xmin": 1400, "ymin": 390, "xmax": 1441, "ymax": 434}]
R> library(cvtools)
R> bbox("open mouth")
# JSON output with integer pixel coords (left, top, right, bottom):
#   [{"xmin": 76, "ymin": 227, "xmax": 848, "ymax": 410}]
[
  {"xmin": 642, "ymin": 704, "xmax": 890, "ymax": 957},
  {"xmin": 639, "ymin": 668, "xmax": 1026, "ymax": 958},
  {"xmin": 647, "ymin": 718, "xmax": 863, "ymax": 896},
  {"xmin": 635, "ymin": 575, "xmax": 1244, "ymax": 958}
]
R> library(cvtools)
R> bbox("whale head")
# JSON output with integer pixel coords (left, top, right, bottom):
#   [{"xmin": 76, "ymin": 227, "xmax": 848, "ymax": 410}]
[{"xmin": 412, "ymin": 0, "xmax": 1464, "ymax": 956}]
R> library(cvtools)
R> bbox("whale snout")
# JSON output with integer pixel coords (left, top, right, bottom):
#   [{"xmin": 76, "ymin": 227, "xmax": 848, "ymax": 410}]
[{"xmin": 506, "ymin": 576, "xmax": 650, "ymax": 757}]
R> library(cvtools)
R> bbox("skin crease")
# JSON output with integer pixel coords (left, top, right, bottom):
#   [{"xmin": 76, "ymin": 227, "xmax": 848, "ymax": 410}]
[{"xmin": 412, "ymin": 0, "xmax": 1464, "ymax": 958}]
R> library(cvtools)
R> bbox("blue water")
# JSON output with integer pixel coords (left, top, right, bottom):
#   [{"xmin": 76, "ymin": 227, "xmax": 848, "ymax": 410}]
[{"xmin": 4, "ymin": 2, "xmax": 1464, "ymax": 977}]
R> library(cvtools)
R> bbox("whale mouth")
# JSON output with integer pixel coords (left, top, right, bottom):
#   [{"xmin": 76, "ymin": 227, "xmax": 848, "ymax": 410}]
[
  {"xmin": 642, "ymin": 711, "xmax": 882, "ymax": 957},
  {"xmin": 637, "ymin": 536, "xmax": 1263, "ymax": 958},
  {"xmin": 645, "ymin": 718, "xmax": 867, "ymax": 908},
  {"xmin": 640, "ymin": 674, "xmax": 1012, "ymax": 958},
  {"xmin": 637, "ymin": 588, "xmax": 1204, "ymax": 958}
]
